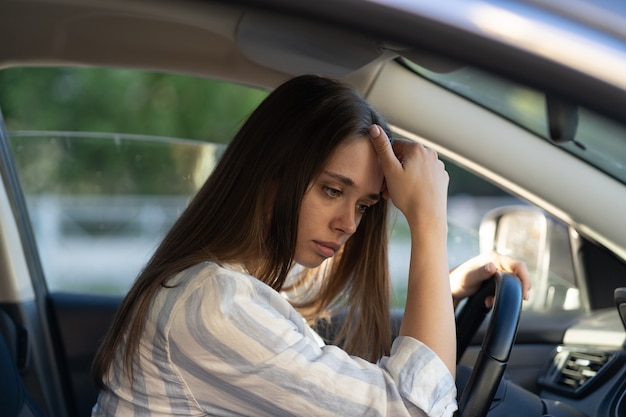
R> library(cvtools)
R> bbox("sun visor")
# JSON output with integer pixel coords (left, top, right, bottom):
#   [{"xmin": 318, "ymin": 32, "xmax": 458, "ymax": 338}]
[{"xmin": 235, "ymin": 12, "xmax": 389, "ymax": 77}]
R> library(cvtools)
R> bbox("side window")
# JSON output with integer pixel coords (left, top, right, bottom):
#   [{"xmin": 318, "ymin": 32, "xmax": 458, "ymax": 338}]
[
  {"xmin": 1, "ymin": 67, "xmax": 267, "ymax": 295},
  {"xmin": 10, "ymin": 132, "xmax": 223, "ymax": 294},
  {"xmin": 388, "ymin": 156, "xmax": 582, "ymax": 313}
]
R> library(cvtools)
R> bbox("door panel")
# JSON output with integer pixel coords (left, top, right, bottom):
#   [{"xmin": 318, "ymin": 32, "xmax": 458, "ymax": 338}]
[{"xmin": 47, "ymin": 293, "xmax": 121, "ymax": 417}]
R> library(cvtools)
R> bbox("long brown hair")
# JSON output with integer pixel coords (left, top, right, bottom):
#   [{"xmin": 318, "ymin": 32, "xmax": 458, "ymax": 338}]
[{"xmin": 92, "ymin": 74, "xmax": 392, "ymax": 388}]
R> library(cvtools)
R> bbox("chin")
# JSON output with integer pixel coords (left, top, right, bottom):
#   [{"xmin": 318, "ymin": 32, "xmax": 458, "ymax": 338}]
[
  {"xmin": 296, "ymin": 261, "xmax": 324, "ymax": 269},
  {"xmin": 295, "ymin": 256, "xmax": 326, "ymax": 269}
]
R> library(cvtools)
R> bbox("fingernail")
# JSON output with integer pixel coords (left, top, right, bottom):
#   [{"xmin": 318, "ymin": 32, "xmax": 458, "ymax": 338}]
[{"xmin": 369, "ymin": 125, "xmax": 380, "ymax": 138}]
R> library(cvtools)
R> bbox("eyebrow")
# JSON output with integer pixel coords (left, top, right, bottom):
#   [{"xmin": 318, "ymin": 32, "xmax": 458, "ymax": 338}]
[{"xmin": 322, "ymin": 170, "xmax": 381, "ymax": 202}]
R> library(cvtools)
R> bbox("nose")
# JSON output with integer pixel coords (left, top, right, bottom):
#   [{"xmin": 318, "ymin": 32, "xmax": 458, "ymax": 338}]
[{"xmin": 332, "ymin": 203, "xmax": 358, "ymax": 235}]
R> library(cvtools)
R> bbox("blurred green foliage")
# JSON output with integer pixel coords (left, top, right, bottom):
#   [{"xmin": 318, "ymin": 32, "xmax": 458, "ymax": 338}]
[
  {"xmin": 0, "ymin": 67, "xmax": 268, "ymax": 195},
  {"xmin": 10, "ymin": 133, "xmax": 222, "ymax": 195},
  {"xmin": 0, "ymin": 67, "xmax": 268, "ymax": 142}
]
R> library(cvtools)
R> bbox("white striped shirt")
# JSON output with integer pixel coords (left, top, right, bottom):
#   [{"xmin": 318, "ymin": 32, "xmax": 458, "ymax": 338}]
[{"xmin": 92, "ymin": 262, "xmax": 457, "ymax": 416}]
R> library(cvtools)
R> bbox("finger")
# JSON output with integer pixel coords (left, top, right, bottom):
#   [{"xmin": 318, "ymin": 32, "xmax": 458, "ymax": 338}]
[
  {"xmin": 485, "ymin": 295, "xmax": 495, "ymax": 309},
  {"xmin": 466, "ymin": 262, "xmax": 496, "ymax": 285},
  {"xmin": 516, "ymin": 264, "xmax": 532, "ymax": 301},
  {"xmin": 464, "ymin": 262, "xmax": 498, "ymax": 308},
  {"xmin": 368, "ymin": 125, "xmax": 401, "ymax": 173},
  {"xmin": 497, "ymin": 256, "xmax": 532, "ymax": 300},
  {"xmin": 482, "ymin": 262, "xmax": 496, "ymax": 277}
]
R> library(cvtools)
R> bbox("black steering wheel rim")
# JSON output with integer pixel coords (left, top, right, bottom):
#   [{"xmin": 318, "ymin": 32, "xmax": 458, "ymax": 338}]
[{"xmin": 456, "ymin": 273, "xmax": 523, "ymax": 417}]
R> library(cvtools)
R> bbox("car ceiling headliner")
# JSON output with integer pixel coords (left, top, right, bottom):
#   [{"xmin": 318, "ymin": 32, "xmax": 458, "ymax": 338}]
[{"xmin": 0, "ymin": 0, "xmax": 401, "ymax": 93}]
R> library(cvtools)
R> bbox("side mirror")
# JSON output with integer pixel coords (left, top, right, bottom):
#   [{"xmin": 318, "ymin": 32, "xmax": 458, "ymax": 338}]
[{"xmin": 478, "ymin": 206, "xmax": 583, "ymax": 312}]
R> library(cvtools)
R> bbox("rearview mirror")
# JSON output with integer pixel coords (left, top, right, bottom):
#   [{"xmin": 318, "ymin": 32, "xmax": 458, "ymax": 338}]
[{"xmin": 478, "ymin": 206, "xmax": 583, "ymax": 312}]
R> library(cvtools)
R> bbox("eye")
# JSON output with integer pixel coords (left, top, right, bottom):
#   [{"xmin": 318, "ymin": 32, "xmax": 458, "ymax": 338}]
[
  {"xmin": 323, "ymin": 186, "xmax": 341, "ymax": 198},
  {"xmin": 357, "ymin": 204, "xmax": 370, "ymax": 214}
]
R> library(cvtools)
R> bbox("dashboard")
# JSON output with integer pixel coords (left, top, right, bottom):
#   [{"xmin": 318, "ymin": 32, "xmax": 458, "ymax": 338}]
[{"xmin": 538, "ymin": 308, "xmax": 626, "ymax": 417}]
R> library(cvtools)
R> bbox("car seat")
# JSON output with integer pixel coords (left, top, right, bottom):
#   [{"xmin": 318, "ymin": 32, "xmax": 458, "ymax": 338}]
[{"xmin": 0, "ymin": 309, "xmax": 47, "ymax": 417}]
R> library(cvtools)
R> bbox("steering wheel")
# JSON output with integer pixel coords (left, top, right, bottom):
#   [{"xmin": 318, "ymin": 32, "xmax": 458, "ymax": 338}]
[{"xmin": 455, "ymin": 273, "xmax": 523, "ymax": 417}]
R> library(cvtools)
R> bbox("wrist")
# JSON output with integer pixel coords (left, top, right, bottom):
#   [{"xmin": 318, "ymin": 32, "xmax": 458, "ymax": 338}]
[{"xmin": 407, "ymin": 213, "xmax": 448, "ymax": 237}]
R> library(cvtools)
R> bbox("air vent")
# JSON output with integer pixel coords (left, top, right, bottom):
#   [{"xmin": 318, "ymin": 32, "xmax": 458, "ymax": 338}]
[
  {"xmin": 538, "ymin": 346, "xmax": 623, "ymax": 397},
  {"xmin": 556, "ymin": 350, "xmax": 611, "ymax": 390}
]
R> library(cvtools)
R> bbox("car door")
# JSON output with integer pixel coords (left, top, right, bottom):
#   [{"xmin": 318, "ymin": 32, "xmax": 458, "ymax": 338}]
[
  {"xmin": 4, "ymin": 128, "xmax": 228, "ymax": 416},
  {"xmin": 0, "ymin": 109, "xmax": 73, "ymax": 417},
  {"xmin": 0, "ymin": 67, "xmax": 268, "ymax": 417}
]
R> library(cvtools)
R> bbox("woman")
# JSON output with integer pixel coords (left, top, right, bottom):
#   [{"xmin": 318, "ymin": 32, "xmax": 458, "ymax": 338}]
[{"xmin": 91, "ymin": 75, "xmax": 530, "ymax": 416}]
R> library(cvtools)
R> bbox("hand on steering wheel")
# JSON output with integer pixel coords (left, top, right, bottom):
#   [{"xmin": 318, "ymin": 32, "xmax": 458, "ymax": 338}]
[{"xmin": 455, "ymin": 273, "xmax": 523, "ymax": 417}]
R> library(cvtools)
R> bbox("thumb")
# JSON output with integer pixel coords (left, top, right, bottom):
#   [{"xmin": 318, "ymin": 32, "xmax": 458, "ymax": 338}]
[
  {"xmin": 481, "ymin": 262, "xmax": 497, "ymax": 278},
  {"xmin": 476, "ymin": 263, "xmax": 496, "ymax": 308},
  {"xmin": 465, "ymin": 262, "xmax": 497, "ymax": 285},
  {"xmin": 368, "ymin": 125, "xmax": 400, "ymax": 173}
]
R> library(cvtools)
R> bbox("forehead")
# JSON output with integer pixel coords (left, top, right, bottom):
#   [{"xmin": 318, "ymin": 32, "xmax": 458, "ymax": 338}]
[{"xmin": 322, "ymin": 136, "xmax": 384, "ymax": 190}]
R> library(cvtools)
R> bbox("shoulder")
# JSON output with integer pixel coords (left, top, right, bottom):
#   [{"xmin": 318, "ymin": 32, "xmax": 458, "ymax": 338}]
[
  {"xmin": 158, "ymin": 262, "xmax": 288, "ymax": 317},
  {"xmin": 161, "ymin": 263, "xmax": 308, "ymax": 347},
  {"xmin": 165, "ymin": 262, "xmax": 255, "ymax": 295},
  {"xmin": 149, "ymin": 263, "xmax": 248, "ymax": 323}
]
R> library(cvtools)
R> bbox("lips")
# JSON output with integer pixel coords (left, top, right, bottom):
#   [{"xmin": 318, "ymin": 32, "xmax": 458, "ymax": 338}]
[{"xmin": 313, "ymin": 241, "xmax": 341, "ymax": 258}]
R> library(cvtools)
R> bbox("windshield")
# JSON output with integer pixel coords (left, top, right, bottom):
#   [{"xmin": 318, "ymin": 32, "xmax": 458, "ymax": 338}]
[{"xmin": 402, "ymin": 59, "xmax": 626, "ymax": 185}]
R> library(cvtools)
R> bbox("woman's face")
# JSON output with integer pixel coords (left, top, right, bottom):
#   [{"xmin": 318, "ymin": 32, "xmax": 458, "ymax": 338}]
[{"xmin": 295, "ymin": 136, "xmax": 384, "ymax": 268}]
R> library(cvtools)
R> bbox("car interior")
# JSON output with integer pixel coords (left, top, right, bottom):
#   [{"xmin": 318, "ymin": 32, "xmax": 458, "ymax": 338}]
[{"xmin": 1, "ymin": 1, "xmax": 626, "ymax": 416}]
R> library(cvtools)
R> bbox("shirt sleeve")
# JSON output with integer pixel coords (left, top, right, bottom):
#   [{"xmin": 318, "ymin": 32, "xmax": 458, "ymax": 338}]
[{"xmin": 166, "ymin": 268, "xmax": 457, "ymax": 417}]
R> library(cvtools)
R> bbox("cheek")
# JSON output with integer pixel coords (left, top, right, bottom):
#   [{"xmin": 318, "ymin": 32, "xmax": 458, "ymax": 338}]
[
  {"xmin": 299, "ymin": 190, "xmax": 316, "ymax": 219},
  {"xmin": 297, "ymin": 191, "xmax": 321, "ymax": 231},
  {"xmin": 298, "ymin": 189, "xmax": 337, "ymax": 233}
]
